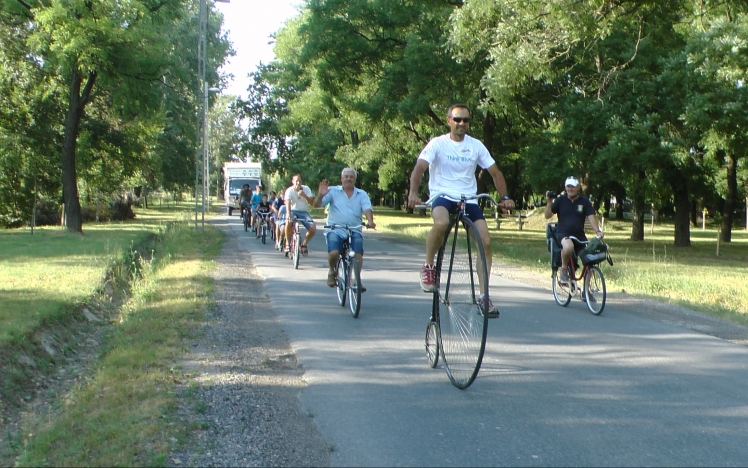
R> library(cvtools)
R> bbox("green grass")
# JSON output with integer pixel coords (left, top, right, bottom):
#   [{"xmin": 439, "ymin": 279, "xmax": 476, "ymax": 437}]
[
  {"xmin": 0, "ymin": 206, "xmax": 198, "ymax": 347},
  {"xmin": 1, "ymin": 202, "xmax": 223, "ymax": 466},
  {"xmin": 374, "ymin": 207, "xmax": 748, "ymax": 325}
]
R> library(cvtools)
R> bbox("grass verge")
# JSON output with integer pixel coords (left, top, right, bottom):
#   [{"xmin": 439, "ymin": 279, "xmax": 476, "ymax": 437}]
[{"xmin": 7, "ymin": 208, "xmax": 222, "ymax": 466}]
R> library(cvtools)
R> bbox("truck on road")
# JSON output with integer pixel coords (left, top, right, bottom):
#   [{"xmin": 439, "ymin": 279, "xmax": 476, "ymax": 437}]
[{"xmin": 223, "ymin": 161, "xmax": 262, "ymax": 216}]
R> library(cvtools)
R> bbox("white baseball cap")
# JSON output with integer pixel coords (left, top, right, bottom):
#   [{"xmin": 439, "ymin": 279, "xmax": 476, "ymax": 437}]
[{"xmin": 565, "ymin": 176, "xmax": 579, "ymax": 187}]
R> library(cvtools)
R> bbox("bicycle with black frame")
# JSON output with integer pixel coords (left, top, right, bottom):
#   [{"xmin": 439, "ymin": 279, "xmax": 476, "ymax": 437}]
[
  {"xmin": 546, "ymin": 222, "xmax": 613, "ymax": 315},
  {"xmin": 241, "ymin": 203, "xmax": 251, "ymax": 232},
  {"xmin": 417, "ymin": 192, "xmax": 498, "ymax": 389},
  {"xmin": 325, "ymin": 223, "xmax": 370, "ymax": 318},
  {"xmin": 254, "ymin": 211, "xmax": 272, "ymax": 244},
  {"xmin": 285, "ymin": 216, "xmax": 305, "ymax": 269}
]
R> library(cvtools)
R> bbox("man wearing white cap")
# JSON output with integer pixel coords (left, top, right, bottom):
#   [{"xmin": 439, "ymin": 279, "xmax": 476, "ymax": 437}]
[{"xmin": 544, "ymin": 176, "xmax": 603, "ymax": 284}]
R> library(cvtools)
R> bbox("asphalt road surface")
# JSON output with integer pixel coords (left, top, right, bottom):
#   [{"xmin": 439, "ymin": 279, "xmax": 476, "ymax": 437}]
[{"xmin": 223, "ymin": 214, "xmax": 748, "ymax": 467}]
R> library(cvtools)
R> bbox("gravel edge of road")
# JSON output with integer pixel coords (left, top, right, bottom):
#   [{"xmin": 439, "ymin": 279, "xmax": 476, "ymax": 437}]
[{"xmin": 167, "ymin": 221, "xmax": 331, "ymax": 467}]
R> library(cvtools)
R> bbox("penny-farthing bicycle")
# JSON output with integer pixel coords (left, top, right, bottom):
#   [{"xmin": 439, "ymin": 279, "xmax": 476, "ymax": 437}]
[{"xmin": 418, "ymin": 193, "xmax": 498, "ymax": 389}]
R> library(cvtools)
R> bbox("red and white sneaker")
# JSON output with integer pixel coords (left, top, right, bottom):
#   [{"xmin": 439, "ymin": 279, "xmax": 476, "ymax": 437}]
[
  {"xmin": 478, "ymin": 294, "xmax": 500, "ymax": 318},
  {"xmin": 420, "ymin": 264, "xmax": 436, "ymax": 292}
]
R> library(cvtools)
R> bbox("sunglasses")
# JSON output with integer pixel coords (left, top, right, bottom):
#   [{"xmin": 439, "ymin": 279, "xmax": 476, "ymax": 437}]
[{"xmin": 451, "ymin": 116, "xmax": 471, "ymax": 123}]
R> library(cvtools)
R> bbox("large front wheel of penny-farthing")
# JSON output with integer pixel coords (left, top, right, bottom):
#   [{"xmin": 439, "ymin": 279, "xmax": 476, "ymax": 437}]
[
  {"xmin": 583, "ymin": 265, "xmax": 606, "ymax": 315},
  {"xmin": 292, "ymin": 231, "xmax": 300, "ymax": 269},
  {"xmin": 347, "ymin": 256, "xmax": 361, "ymax": 318},
  {"xmin": 437, "ymin": 216, "xmax": 489, "ymax": 389},
  {"xmin": 336, "ymin": 256, "xmax": 346, "ymax": 307}
]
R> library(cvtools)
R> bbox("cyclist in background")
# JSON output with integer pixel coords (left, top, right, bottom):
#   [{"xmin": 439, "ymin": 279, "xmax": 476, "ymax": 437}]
[
  {"xmin": 284, "ymin": 174, "xmax": 317, "ymax": 256},
  {"xmin": 250, "ymin": 184, "xmax": 264, "ymax": 232},
  {"xmin": 314, "ymin": 168, "xmax": 376, "ymax": 290},
  {"xmin": 254, "ymin": 194, "xmax": 272, "ymax": 238},
  {"xmin": 406, "ymin": 103, "xmax": 514, "ymax": 315},
  {"xmin": 543, "ymin": 176, "xmax": 603, "ymax": 285},
  {"xmin": 272, "ymin": 190, "xmax": 286, "ymax": 250},
  {"xmin": 238, "ymin": 184, "xmax": 252, "ymax": 220}
]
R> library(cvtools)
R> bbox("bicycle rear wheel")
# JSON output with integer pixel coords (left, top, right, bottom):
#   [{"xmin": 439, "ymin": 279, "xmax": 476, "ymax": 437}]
[
  {"xmin": 437, "ymin": 216, "xmax": 489, "ymax": 389},
  {"xmin": 347, "ymin": 256, "xmax": 361, "ymax": 318},
  {"xmin": 336, "ymin": 257, "xmax": 346, "ymax": 306},
  {"xmin": 552, "ymin": 269, "xmax": 572, "ymax": 306},
  {"xmin": 583, "ymin": 265, "xmax": 606, "ymax": 315}
]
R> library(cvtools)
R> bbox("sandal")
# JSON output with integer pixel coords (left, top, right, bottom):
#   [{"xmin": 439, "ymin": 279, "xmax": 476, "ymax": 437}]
[{"xmin": 300, "ymin": 244, "xmax": 309, "ymax": 256}]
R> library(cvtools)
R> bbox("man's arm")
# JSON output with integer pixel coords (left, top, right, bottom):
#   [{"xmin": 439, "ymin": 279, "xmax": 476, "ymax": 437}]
[
  {"xmin": 486, "ymin": 164, "xmax": 514, "ymax": 210},
  {"xmin": 407, "ymin": 159, "xmax": 429, "ymax": 209},
  {"xmin": 587, "ymin": 214, "xmax": 603, "ymax": 238},
  {"xmin": 544, "ymin": 196, "xmax": 554, "ymax": 219},
  {"xmin": 314, "ymin": 180, "xmax": 329, "ymax": 208},
  {"xmin": 363, "ymin": 208, "xmax": 376, "ymax": 229}
]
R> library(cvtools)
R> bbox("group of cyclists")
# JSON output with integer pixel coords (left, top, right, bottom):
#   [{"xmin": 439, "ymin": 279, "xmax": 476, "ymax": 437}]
[{"xmin": 234, "ymin": 103, "xmax": 602, "ymax": 308}]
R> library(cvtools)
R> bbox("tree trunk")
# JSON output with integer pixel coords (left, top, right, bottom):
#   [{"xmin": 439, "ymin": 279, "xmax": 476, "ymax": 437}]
[
  {"xmin": 61, "ymin": 68, "xmax": 97, "ymax": 233},
  {"xmin": 671, "ymin": 178, "xmax": 691, "ymax": 247},
  {"xmin": 663, "ymin": 162, "xmax": 692, "ymax": 247},
  {"xmin": 629, "ymin": 172, "xmax": 646, "ymax": 241},
  {"xmin": 690, "ymin": 199, "xmax": 698, "ymax": 227},
  {"xmin": 720, "ymin": 151, "xmax": 737, "ymax": 242},
  {"xmin": 630, "ymin": 198, "xmax": 646, "ymax": 241},
  {"xmin": 614, "ymin": 185, "xmax": 625, "ymax": 220}
]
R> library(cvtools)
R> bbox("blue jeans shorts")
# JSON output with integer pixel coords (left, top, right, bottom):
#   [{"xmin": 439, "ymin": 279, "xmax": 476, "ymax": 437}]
[
  {"xmin": 431, "ymin": 196, "xmax": 485, "ymax": 222},
  {"xmin": 325, "ymin": 229, "xmax": 364, "ymax": 255},
  {"xmin": 289, "ymin": 210, "xmax": 315, "ymax": 230},
  {"xmin": 277, "ymin": 206, "xmax": 287, "ymax": 226}
]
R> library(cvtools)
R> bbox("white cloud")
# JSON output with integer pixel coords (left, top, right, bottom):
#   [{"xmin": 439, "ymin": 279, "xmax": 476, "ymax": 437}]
[{"xmin": 214, "ymin": 1, "xmax": 301, "ymax": 100}]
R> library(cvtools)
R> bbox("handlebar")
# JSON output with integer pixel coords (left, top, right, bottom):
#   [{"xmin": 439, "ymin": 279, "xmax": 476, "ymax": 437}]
[
  {"xmin": 415, "ymin": 193, "xmax": 499, "ymax": 210},
  {"xmin": 324, "ymin": 223, "xmax": 368, "ymax": 230}
]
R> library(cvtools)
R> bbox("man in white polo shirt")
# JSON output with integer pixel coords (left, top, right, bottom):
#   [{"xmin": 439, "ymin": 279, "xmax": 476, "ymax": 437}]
[
  {"xmin": 314, "ymin": 168, "xmax": 375, "ymax": 289},
  {"xmin": 284, "ymin": 174, "xmax": 317, "ymax": 256},
  {"xmin": 406, "ymin": 103, "xmax": 514, "ymax": 317}
]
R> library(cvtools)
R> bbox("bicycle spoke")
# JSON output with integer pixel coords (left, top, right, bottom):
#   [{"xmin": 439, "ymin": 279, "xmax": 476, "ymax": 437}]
[{"xmin": 438, "ymin": 217, "xmax": 488, "ymax": 389}]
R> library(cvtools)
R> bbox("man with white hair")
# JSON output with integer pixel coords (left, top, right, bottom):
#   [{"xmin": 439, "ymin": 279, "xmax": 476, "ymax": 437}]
[
  {"xmin": 314, "ymin": 168, "xmax": 376, "ymax": 290},
  {"xmin": 544, "ymin": 176, "xmax": 603, "ymax": 284}
]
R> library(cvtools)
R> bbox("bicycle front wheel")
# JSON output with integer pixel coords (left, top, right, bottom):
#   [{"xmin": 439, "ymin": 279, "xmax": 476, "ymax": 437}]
[
  {"xmin": 425, "ymin": 319, "xmax": 439, "ymax": 368},
  {"xmin": 336, "ymin": 257, "xmax": 346, "ymax": 306},
  {"xmin": 244, "ymin": 214, "xmax": 249, "ymax": 232},
  {"xmin": 348, "ymin": 256, "xmax": 361, "ymax": 318},
  {"xmin": 261, "ymin": 224, "xmax": 266, "ymax": 244},
  {"xmin": 552, "ymin": 269, "xmax": 572, "ymax": 306},
  {"xmin": 438, "ymin": 216, "xmax": 489, "ymax": 389},
  {"xmin": 292, "ymin": 233, "xmax": 300, "ymax": 269},
  {"xmin": 583, "ymin": 265, "xmax": 606, "ymax": 315}
]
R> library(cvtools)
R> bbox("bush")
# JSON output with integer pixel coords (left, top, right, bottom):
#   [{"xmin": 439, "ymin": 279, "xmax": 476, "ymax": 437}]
[{"xmin": 32, "ymin": 201, "xmax": 62, "ymax": 227}]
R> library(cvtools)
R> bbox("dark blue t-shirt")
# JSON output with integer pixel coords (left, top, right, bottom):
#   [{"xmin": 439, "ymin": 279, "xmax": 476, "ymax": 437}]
[{"xmin": 551, "ymin": 195, "xmax": 595, "ymax": 240}]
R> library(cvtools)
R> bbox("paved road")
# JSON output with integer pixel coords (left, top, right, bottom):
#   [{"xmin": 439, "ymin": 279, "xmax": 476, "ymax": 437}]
[{"xmin": 225, "ymin": 214, "xmax": 748, "ymax": 467}]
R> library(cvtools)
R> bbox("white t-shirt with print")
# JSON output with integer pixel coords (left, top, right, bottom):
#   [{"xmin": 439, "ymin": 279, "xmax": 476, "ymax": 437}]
[
  {"xmin": 284, "ymin": 185, "xmax": 313, "ymax": 211},
  {"xmin": 418, "ymin": 134, "xmax": 496, "ymax": 200}
]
